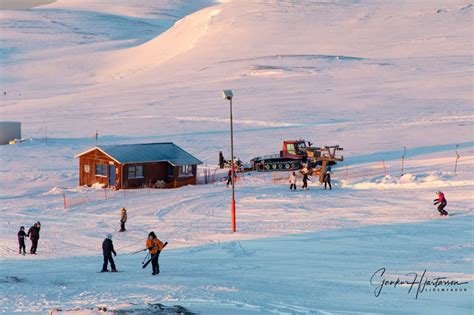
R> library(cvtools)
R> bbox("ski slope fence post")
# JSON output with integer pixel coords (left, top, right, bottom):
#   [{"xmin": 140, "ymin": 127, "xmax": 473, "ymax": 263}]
[
  {"xmin": 382, "ymin": 160, "xmax": 387, "ymax": 176},
  {"xmin": 104, "ymin": 187, "xmax": 108, "ymax": 200},
  {"xmin": 401, "ymin": 146, "xmax": 407, "ymax": 176},
  {"xmin": 63, "ymin": 193, "xmax": 67, "ymax": 209},
  {"xmin": 454, "ymin": 144, "xmax": 460, "ymax": 175}
]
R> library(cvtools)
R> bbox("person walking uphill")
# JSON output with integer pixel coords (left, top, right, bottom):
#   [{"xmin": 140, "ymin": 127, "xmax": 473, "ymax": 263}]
[
  {"xmin": 119, "ymin": 207, "xmax": 127, "ymax": 232},
  {"xmin": 101, "ymin": 234, "xmax": 117, "ymax": 272},
  {"xmin": 146, "ymin": 232, "xmax": 164, "ymax": 275},
  {"xmin": 434, "ymin": 191, "xmax": 448, "ymax": 216},
  {"xmin": 289, "ymin": 171, "xmax": 297, "ymax": 191},
  {"xmin": 27, "ymin": 222, "xmax": 41, "ymax": 254},
  {"xmin": 17, "ymin": 226, "xmax": 27, "ymax": 255}
]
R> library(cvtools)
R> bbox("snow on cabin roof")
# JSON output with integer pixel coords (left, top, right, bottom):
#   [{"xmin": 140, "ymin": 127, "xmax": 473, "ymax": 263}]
[{"xmin": 76, "ymin": 142, "xmax": 202, "ymax": 166}]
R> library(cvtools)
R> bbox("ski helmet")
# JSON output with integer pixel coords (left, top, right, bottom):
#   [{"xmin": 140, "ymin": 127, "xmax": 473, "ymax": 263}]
[{"xmin": 107, "ymin": 233, "xmax": 112, "ymax": 239}]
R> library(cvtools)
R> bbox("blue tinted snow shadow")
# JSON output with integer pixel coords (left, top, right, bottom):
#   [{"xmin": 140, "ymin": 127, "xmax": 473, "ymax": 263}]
[{"xmin": 346, "ymin": 141, "xmax": 474, "ymax": 165}]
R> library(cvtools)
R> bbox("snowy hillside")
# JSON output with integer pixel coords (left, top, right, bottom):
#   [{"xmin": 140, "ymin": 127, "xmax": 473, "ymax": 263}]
[{"xmin": 0, "ymin": 0, "xmax": 473, "ymax": 314}]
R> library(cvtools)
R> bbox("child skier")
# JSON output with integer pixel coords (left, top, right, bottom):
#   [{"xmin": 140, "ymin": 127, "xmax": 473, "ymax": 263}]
[
  {"xmin": 101, "ymin": 234, "xmax": 117, "ymax": 272},
  {"xmin": 17, "ymin": 226, "xmax": 27, "ymax": 255},
  {"xmin": 433, "ymin": 191, "xmax": 448, "ymax": 216},
  {"xmin": 289, "ymin": 172, "xmax": 297, "ymax": 191},
  {"xmin": 146, "ymin": 231, "xmax": 165, "ymax": 275}
]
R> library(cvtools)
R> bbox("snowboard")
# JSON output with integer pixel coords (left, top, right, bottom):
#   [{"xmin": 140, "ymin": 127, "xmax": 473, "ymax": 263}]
[{"xmin": 142, "ymin": 242, "xmax": 168, "ymax": 269}]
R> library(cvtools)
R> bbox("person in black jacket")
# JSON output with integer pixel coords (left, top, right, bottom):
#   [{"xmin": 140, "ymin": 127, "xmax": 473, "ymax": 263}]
[
  {"xmin": 101, "ymin": 234, "xmax": 117, "ymax": 272},
  {"xmin": 27, "ymin": 222, "xmax": 41, "ymax": 254},
  {"xmin": 219, "ymin": 151, "xmax": 225, "ymax": 169},
  {"xmin": 324, "ymin": 171, "xmax": 332, "ymax": 190},
  {"xmin": 18, "ymin": 226, "xmax": 27, "ymax": 255}
]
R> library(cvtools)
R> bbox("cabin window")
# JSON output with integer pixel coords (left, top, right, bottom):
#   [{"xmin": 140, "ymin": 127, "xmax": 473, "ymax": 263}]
[
  {"xmin": 286, "ymin": 143, "xmax": 296, "ymax": 155},
  {"xmin": 179, "ymin": 165, "xmax": 193, "ymax": 177},
  {"xmin": 95, "ymin": 164, "xmax": 107, "ymax": 177},
  {"xmin": 128, "ymin": 165, "xmax": 143, "ymax": 179}
]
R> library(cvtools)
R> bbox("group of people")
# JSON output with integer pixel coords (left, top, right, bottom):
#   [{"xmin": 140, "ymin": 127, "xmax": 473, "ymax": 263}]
[
  {"xmin": 289, "ymin": 165, "xmax": 332, "ymax": 191},
  {"xmin": 101, "ymin": 229, "xmax": 165, "ymax": 275},
  {"xmin": 17, "ymin": 221, "xmax": 41, "ymax": 255}
]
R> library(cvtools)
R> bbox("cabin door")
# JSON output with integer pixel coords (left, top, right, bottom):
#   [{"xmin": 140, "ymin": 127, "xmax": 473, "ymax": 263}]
[{"xmin": 109, "ymin": 165, "xmax": 116, "ymax": 186}]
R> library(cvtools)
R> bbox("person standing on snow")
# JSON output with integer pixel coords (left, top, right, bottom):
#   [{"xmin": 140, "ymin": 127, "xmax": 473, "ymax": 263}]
[
  {"xmin": 289, "ymin": 171, "xmax": 297, "ymax": 191},
  {"xmin": 324, "ymin": 171, "xmax": 332, "ymax": 190},
  {"xmin": 300, "ymin": 166, "xmax": 310, "ymax": 190},
  {"xmin": 433, "ymin": 191, "xmax": 448, "ymax": 216},
  {"xmin": 219, "ymin": 151, "xmax": 225, "ymax": 169},
  {"xmin": 101, "ymin": 234, "xmax": 117, "ymax": 272},
  {"xmin": 27, "ymin": 222, "xmax": 41, "ymax": 254},
  {"xmin": 146, "ymin": 231, "xmax": 164, "ymax": 275},
  {"xmin": 17, "ymin": 226, "xmax": 27, "ymax": 255},
  {"xmin": 119, "ymin": 207, "xmax": 127, "ymax": 232},
  {"xmin": 226, "ymin": 169, "xmax": 233, "ymax": 187}
]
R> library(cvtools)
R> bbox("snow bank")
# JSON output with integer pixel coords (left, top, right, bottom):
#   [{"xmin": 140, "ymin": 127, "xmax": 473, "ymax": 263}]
[{"xmin": 347, "ymin": 172, "xmax": 474, "ymax": 190}]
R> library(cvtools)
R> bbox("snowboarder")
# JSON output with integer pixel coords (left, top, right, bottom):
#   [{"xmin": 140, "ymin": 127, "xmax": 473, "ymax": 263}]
[
  {"xmin": 219, "ymin": 151, "xmax": 225, "ymax": 169},
  {"xmin": 101, "ymin": 234, "xmax": 117, "ymax": 272},
  {"xmin": 119, "ymin": 207, "xmax": 127, "ymax": 232},
  {"xmin": 17, "ymin": 226, "xmax": 27, "ymax": 255},
  {"xmin": 324, "ymin": 171, "xmax": 332, "ymax": 190},
  {"xmin": 146, "ymin": 231, "xmax": 164, "ymax": 275},
  {"xmin": 300, "ymin": 166, "xmax": 310, "ymax": 190},
  {"xmin": 27, "ymin": 222, "xmax": 41, "ymax": 254},
  {"xmin": 433, "ymin": 191, "xmax": 448, "ymax": 216},
  {"xmin": 289, "ymin": 171, "xmax": 297, "ymax": 191}
]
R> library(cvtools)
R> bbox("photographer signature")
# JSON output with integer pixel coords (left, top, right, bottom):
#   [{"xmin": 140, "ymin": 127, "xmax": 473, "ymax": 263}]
[{"xmin": 370, "ymin": 268, "xmax": 469, "ymax": 299}]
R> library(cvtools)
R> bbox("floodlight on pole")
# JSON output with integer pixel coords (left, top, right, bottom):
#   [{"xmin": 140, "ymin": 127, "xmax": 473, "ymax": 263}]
[{"xmin": 222, "ymin": 89, "xmax": 236, "ymax": 232}]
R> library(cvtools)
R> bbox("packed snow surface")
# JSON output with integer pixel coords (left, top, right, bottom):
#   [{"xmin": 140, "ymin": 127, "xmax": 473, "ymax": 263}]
[{"xmin": 0, "ymin": 0, "xmax": 473, "ymax": 314}]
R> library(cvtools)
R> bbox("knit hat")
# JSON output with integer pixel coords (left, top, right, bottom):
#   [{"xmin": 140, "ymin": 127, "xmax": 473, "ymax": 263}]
[{"xmin": 107, "ymin": 233, "xmax": 112, "ymax": 240}]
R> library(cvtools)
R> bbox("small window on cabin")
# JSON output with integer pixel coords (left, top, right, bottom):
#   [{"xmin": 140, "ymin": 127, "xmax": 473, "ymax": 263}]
[
  {"xmin": 128, "ymin": 165, "xmax": 144, "ymax": 179},
  {"xmin": 95, "ymin": 164, "xmax": 107, "ymax": 176},
  {"xmin": 84, "ymin": 165, "xmax": 90, "ymax": 173},
  {"xmin": 178, "ymin": 165, "xmax": 193, "ymax": 177},
  {"xmin": 167, "ymin": 164, "xmax": 174, "ymax": 177},
  {"xmin": 286, "ymin": 143, "xmax": 296, "ymax": 155}
]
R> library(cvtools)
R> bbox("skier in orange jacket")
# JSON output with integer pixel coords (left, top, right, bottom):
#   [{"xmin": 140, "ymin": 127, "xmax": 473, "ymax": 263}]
[{"xmin": 146, "ymin": 231, "xmax": 164, "ymax": 275}]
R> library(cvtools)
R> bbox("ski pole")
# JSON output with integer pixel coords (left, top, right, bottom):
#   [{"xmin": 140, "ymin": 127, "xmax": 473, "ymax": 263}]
[
  {"xmin": 130, "ymin": 248, "xmax": 147, "ymax": 254},
  {"xmin": 142, "ymin": 252, "xmax": 150, "ymax": 265}
]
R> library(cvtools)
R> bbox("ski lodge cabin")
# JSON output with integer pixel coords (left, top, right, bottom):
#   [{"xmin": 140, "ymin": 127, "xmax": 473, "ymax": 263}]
[{"xmin": 75, "ymin": 142, "xmax": 202, "ymax": 189}]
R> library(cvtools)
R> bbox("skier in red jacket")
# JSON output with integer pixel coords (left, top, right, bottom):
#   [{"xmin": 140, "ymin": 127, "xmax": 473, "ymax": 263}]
[{"xmin": 433, "ymin": 191, "xmax": 448, "ymax": 216}]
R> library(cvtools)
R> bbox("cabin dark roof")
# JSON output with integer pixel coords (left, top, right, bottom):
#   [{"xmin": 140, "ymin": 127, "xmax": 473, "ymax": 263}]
[{"xmin": 78, "ymin": 143, "xmax": 202, "ymax": 166}]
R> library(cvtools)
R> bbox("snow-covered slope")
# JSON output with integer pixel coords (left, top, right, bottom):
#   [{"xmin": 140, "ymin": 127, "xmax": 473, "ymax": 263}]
[{"xmin": 0, "ymin": 0, "xmax": 473, "ymax": 313}]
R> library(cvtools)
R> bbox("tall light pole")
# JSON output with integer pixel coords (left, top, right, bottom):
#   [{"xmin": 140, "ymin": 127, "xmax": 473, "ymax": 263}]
[{"xmin": 222, "ymin": 89, "xmax": 236, "ymax": 232}]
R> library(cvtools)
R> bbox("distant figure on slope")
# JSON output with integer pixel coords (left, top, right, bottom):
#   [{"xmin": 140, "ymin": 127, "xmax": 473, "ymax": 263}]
[
  {"xmin": 27, "ymin": 222, "xmax": 41, "ymax": 254},
  {"xmin": 146, "ymin": 232, "xmax": 164, "ymax": 275},
  {"xmin": 226, "ymin": 169, "xmax": 235, "ymax": 187},
  {"xmin": 300, "ymin": 166, "xmax": 310, "ymax": 190},
  {"xmin": 289, "ymin": 171, "xmax": 297, "ymax": 191},
  {"xmin": 219, "ymin": 151, "xmax": 225, "ymax": 169},
  {"xmin": 17, "ymin": 226, "xmax": 27, "ymax": 255},
  {"xmin": 101, "ymin": 234, "xmax": 117, "ymax": 272},
  {"xmin": 324, "ymin": 171, "xmax": 332, "ymax": 190},
  {"xmin": 433, "ymin": 191, "xmax": 448, "ymax": 216},
  {"xmin": 119, "ymin": 207, "xmax": 127, "ymax": 232}
]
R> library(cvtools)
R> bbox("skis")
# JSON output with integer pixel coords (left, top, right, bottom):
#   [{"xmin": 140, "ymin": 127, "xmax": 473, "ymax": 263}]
[{"xmin": 142, "ymin": 242, "xmax": 167, "ymax": 269}]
